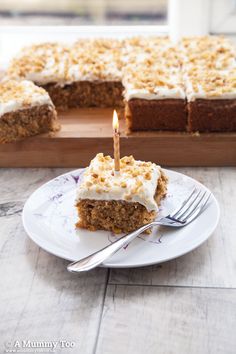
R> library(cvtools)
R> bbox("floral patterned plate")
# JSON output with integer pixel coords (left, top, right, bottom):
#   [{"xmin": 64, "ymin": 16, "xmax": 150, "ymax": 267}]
[{"xmin": 22, "ymin": 168, "xmax": 220, "ymax": 268}]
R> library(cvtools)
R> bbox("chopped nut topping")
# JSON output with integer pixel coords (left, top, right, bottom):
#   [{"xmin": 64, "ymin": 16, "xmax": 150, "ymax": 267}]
[
  {"xmin": 76, "ymin": 153, "xmax": 162, "ymax": 213},
  {"xmin": 95, "ymin": 187, "xmax": 102, "ymax": 194},
  {"xmin": 6, "ymin": 35, "xmax": 236, "ymax": 101},
  {"xmin": 180, "ymin": 36, "xmax": 236, "ymax": 98},
  {"xmin": 0, "ymin": 80, "xmax": 51, "ymax": 108},
  {"xmin": 145, "ymin": 172, "xmax": 151, "ymax": 180},
  {"xmin": 78, "ymin": 154, "xmax": 158, "ymax": 195},
  {"xmin": 7, "ymin": 39, "xmax": 123, "ymax": 83},
  {"xmin": 124, "ymin": 194, "xmax": 132, "ymax": 201}
]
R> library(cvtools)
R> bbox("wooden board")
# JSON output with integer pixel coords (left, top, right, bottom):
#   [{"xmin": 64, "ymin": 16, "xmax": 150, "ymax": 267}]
[{"xmin": 0, "ymin": 107, "xmax": 236, "ymax": 167}]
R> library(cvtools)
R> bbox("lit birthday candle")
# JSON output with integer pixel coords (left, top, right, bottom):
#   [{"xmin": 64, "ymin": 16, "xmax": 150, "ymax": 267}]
[{"xmin": 112, "ymin": 110, "xmax": 120, "ymax": 172}]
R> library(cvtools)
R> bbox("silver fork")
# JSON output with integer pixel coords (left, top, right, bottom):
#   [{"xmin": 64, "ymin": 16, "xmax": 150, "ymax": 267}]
[{"xmin": 67, "ymin": 187, "xmax": 211, "ymax": 273}]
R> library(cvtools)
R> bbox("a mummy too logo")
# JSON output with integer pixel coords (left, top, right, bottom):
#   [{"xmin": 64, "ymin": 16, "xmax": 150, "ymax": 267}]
[{"xmin": 4, "ymin": 339, "xmax": 76, "ymax": 353}]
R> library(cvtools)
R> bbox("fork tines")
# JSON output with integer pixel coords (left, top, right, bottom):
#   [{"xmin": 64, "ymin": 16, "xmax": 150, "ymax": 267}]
[{"xmin": 168, "ymin": 187, "xmax": 211, "ymax": 223}]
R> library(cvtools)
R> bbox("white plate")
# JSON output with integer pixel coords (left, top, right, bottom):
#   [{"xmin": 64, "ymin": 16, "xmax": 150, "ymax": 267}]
[{"xmin": 22, "ymin": 168, "xmax": 220, "ymax": 268}]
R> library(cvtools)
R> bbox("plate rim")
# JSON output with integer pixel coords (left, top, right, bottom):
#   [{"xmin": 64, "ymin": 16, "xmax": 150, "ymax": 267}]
[{"xmin": 22, "ymin": 168, "xmax": 220, "ymax": 268}]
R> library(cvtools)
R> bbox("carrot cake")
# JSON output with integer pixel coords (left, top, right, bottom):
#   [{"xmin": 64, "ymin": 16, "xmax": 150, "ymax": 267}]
[
  {"xmin": 185, "ymin": 69, "xmax": 236, "ymax": 132},
  {"xmin": 75, "ymin": 153, "xmax": 168, "ymax": 234},
  {"xmin": 122, "ymin": 37, "xmax": 187, "ymax": 131},
  {"xmin": 0, "ymin": 80, "xmax": 59, "ymax": 143},
  {"xmin": 5, "ymin": 35, "xmax": 236, "ymax": 132},
  {"xmin": 7, "ymin": 40, "xmax": 124, "ymax": 110},
  {"xmin": 181, "ymin": 36, "xmax": 236, "ymax": 132}
]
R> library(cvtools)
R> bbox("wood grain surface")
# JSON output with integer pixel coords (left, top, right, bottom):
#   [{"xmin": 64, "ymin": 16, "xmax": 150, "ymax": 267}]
[
  {"xmin": 0, "ymin": 167, "xmax": 236, "ymax": 354},
  {"xmin": 0, "ymin": 108, "xmax": 236, "ymax": 167},
  {"xmin": 96, "ymin": 285, "xmax": 236, "ymax": 354}
]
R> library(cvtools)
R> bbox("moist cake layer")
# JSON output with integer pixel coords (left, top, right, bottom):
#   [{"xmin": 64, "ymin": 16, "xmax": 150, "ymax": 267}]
[
  {"xmin": 0, "ymin": 104, "xmax": 58, "ymax": 143},
  {"xmin": 41, "ymin": 81, "xmax": 124, "ymax": 110},
  {"xmin": 126, "ymin": 98, "xmax": 187, "ymax": 131},
  {"xmin": 188, "ymin": 99, "xmax": 236, "ymax": 132}
]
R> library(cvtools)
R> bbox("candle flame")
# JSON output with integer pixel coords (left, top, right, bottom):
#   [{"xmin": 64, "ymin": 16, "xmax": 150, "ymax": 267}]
[{"xmin": 112, "ymin": 110, "xmax": 119, "ymax": 131}]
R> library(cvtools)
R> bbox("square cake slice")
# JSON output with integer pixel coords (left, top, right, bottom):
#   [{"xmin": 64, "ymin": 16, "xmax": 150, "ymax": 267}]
[
  {"xmin": 123, "ymin": 38, "xmax": 187, "ymax": 131},
  {"xmin": 59, "ymin": 38, "xmax": 124, "ymax": 109},
  {"xmin": 75, "ymin": 153, "xmax": 168, "ymax": 234},
  {"xmin": 181, "ymin": 36, "xmax": 236, "ymax": 132},
  {"xmin": 7, "ymin": 40, "xmax": 124, "ymax": 110},
  {"xmin": 0, "ymin": 80, "xmax": 59, "ymax": 143},
  {"xmin": 185, "ymin": 69, "xmax": 236, "ymax": 132}
]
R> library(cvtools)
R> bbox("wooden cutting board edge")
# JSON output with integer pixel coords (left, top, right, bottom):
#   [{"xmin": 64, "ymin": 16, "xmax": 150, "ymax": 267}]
[{"xmin": 0, "ymin": 108, "xmax": 235, "ymax": 167}]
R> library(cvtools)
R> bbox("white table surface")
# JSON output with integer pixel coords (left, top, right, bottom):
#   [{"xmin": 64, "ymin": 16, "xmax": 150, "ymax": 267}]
[{"xmin": 0, "ymin": 167, "xmax": 236, "ymax": 354}]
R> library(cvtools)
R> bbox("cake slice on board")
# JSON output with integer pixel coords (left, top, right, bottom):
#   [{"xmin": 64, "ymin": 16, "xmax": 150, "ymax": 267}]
[
  {"xmin": 122, "ymin": 37, "xmax": 187, "ymax": 131},
  {"xmin": 0, "ymin": 80, "xmax": 59, "ymax": 143},
  {"xmin": 7, "ymin": 40, "xmax": 124, "ymax": 111},
  {"xmin": 181, "ymin": 36, "xmax": 236, "ymax": 132}
]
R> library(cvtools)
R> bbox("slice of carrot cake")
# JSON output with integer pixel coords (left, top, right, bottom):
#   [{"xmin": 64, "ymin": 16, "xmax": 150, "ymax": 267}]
[
  {"xmin": 123, "ymin": 37, "xmax": 187, "ymax": 131},
  {"xmin": 0, "ymin": 80, "xmax": 59, "ymax": 143},
  {"xmin": 181, "ymin": 36, "xmax": 236, "ymax": 132},
  {"xmin": 7, "ymin": 40, "xmax": 124, "ymax": 110},
  {"xmin": 6, "ymin": 42, "xmax": 70, "ymax": 86},
  {"xmin": 75, "ymin": 153, "xmax": 168, "ymax": 234},
  {"xmin": 185, "ymin": 68, "xmax": 236, "ymax": 132},
  {"xmin": 63, "ymin": 38, "xmax": 124, "ymax": 109}
]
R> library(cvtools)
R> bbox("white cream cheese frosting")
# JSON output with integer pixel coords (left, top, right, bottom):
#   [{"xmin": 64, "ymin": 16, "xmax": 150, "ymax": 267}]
[
  {"xmin": 123, "ymin": 82, "xmax": 186, "ymax": 101},
  {"xmin": 7, "ymin": 43, "xmax": 70, "ymax": 86},
  {"xmin": 7, "ymin": 40, "xmax": 123, "ymax": 86},
  {"xmin": 6, "ymin": 36, "xmax": 236, "ymax": 102},
  {"xmin": 76, "ymin": 153, "xmax": 162, "ymax": 212},
  {"xmin": 122, "ymin": 37, "xmax": 185, "ymax": 101},
  {"xmin": 180, "ymin": 36, "xmax": 236, "ymax": 101},
  {"xmin": 183, "ymin": 69, "xmax": 236, "ymax": 101},
  {"xmin": 0, "ymin": 80, "xmax": 53, "ymax": 117}
]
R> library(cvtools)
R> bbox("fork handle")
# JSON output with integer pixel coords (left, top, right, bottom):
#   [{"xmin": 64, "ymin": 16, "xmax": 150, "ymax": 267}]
[{"xmin": 67, "ymin": 222, "xmax": 155, "ymax": 272}]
